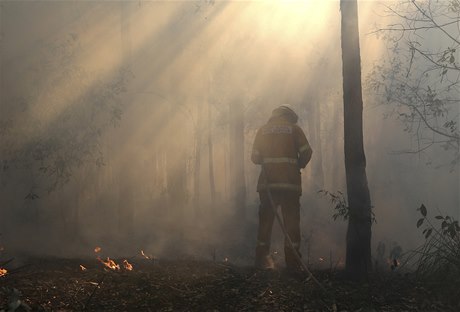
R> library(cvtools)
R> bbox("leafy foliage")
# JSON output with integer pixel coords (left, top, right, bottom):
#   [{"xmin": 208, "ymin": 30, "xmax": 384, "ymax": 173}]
[
  {"xmin": 0, "ymin": 33, "xmax": 132, "ymax": 194},
  {"xmin": 318, "ymin": 190, "xmax": 376, "ymax": 224},
  {"xmin": 318, "ymin": 190, "xmax": 349, "ymax": 221},
  {"xmin": 368, "ymin": 0, "xmax": 460, "ymax": 168},
  {"xmin": 410, "ymin": 204, "xmax": 460, "ymax": 289}
]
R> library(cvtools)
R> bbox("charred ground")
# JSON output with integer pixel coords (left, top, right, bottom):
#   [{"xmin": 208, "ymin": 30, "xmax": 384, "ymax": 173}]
[{"xmin": 1, "ymin": 257, "xmax": 458, "ymax": 312}]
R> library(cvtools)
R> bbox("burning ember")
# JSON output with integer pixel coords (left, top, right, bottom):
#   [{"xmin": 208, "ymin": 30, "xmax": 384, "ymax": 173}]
[
  {"xmin": 390, "ymin": 258, "xmax": 400, "ymax": 271},
  {"xmin": 93, "ymin": 246, "xmax": 134, "ymax": 272},
  {"xmin": 140, "ymin": 250, "xmax": 151, "ymax": 260},
  {"xmin": 0, "ymin": 268, "xmax": 7, "ymax": 277},
  {"xmin": 80, "ymin": 265, "xmax": 87, "ymax": 271},
  {"xmin": 123, "ymin": 259, "xmax": 133, "ymax": 271},
  {"xmin": 98, "ymin": 257, "xmax": 120, "ymax": 271}
]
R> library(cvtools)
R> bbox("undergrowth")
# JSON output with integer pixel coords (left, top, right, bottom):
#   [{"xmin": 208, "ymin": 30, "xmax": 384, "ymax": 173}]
[{"xmin": 407, "ymin": 204, "xmax": 460, "ymax": 300}]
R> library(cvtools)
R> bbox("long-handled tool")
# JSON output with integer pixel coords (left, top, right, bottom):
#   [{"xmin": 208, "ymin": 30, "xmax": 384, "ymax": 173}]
[{"xmin": 261, "ymin": 165, "xmax": 337, "ymax": 311}]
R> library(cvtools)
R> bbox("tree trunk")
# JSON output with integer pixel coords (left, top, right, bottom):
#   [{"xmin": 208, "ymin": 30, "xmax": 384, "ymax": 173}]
[
  {"xmin": 120, "ymin": 1, "xmax": 132, "ymax": 71},
  {"xmin": 117, "ymin": 1, "xmax": 134, "ymax": 238},
  {"xmin": 193, "ymin": 100, "xmax": 203, "ymax": 217},
  {"xmin": 229, "ymin": 100, "xmax": 246, "ymax": 220},
  {"xmin": 308, "ymin": 99, "xmax": 325, "ymax": 191},
  {"xmin": 208, "ymin": 99, "xmax": 216, "ymax": 208},
  {"xmin": 166, "ymin": 148, "xmax": 187, "ymax": 235},
  {"xmin": 118, "ymin": 163, "xmax": 134, "ymax": 237},
  {"xmin": 340, "ymin": 0, "xmax": 372, "ymax": 280}
]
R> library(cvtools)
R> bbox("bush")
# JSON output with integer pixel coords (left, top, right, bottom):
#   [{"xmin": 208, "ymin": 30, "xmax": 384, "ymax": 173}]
[{"xmin": 411, "ymin": 204, "xmax": 460, "ymax": 287}]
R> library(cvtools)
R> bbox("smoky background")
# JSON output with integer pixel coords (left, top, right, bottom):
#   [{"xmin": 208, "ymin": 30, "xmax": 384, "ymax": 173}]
[{"xmin": 0, "ymin": 1, "xmax": 458, "ymax": 268}]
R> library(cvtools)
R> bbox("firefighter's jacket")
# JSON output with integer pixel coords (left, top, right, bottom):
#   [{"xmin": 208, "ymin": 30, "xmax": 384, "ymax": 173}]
[{"xmin": 251, "ymin": 116, "xmax": 312, "ymax": 195}]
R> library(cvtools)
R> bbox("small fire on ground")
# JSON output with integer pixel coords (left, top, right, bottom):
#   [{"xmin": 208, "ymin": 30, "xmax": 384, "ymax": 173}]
[
  {"xmin": 92, "ymin": 246, "xmax": 134, "ymax": 271},
  {"xmin": 123, "ymin": 259, "xmax": 133, "ymax": 271},
  {"xmin": 80, "ymin": 265, "xmax": 87, "ymax": 271},
  {"xmin": 0, "ymin": 268, "xmax": 7, "ymax": 277},
  {"xmin": 141, "ymin": 250, "xmax": 152, "ymax": 260},
  {"xmin": 98, "ymin": 257, "xmax": 121, "ymax": 270}
]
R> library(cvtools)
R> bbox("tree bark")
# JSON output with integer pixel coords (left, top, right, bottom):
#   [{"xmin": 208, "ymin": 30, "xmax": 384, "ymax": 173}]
[{"xmin": 340, "ymin": 0, "xmax": 372, "ymax": 280}]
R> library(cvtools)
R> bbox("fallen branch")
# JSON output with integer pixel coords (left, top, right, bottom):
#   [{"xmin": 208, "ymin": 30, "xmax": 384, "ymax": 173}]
[{"xmin": 83, "ymin": 273, "xmax": 106, "ymax": 311}]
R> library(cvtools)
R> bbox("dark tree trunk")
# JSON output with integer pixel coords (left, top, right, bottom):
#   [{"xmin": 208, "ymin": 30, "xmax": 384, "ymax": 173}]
[
  {"xmin": 340, "ymin": 0, "xmax": 372, "ymax": 280},
  {"xmin": 331, "ymin": 98, "xmax": 342, "ymax": 191},
  {"xmin": 229, "ymin": 101, "xmax": 246, "ymax": 220}
]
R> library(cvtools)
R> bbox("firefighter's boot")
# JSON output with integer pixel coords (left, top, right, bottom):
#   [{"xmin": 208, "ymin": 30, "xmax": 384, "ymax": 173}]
[{"xmin": 255, "ymin": 243, "xmax": 274, "ymax": 270}]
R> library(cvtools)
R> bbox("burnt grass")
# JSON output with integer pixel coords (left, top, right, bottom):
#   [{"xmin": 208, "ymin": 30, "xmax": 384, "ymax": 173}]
[{"xmin": 0, "ymin": 258, "xmax": 458, "ymax": 311}]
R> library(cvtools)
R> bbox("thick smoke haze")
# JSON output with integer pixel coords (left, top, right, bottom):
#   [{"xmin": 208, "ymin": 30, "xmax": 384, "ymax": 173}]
[{"xmin": 0, "ymin": 1, "xmax": 458, "ymax": 268}]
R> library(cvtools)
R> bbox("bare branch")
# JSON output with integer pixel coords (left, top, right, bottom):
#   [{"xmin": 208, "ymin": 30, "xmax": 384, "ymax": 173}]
[
  {"xmin": 368, "ymin": 19, "xmax": 460, "ymax": 35},
  {"xmin": 409, "ymin": 44, "xmax": 459, "ymax": 71},
  {"xmin": 389, "ymin": 142, "xmax": 434, "ymax": 154},
  {"xmin": 411, "ymin": 0, "xmax": 460, "ymax": 45},
  {"xmin": 408, "ymin": 100, "xmax": 460, "ymax": 141}
]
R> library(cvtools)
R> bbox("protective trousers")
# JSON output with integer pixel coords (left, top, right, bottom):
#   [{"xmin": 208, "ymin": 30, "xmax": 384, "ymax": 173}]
[{"xmin": 255, "ymin": 190, "xmax": 301, "ymax": 270}]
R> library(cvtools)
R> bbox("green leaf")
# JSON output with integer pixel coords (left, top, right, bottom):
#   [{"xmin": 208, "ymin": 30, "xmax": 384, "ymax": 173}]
[
  {"xmin": 442, "ymin": 221, "xmax": 448, "ymax": 229},
  {"xmin": 454, "ymin": 221, "xmax": 460, "ymax": 231},
  {"xmin": 425, "ymin": 228, "xmax": 433, "ymax": 239},
  {"xmin": 417, "ymin": 218, "xmax": 424, "ymax": 228},
  {"xmin": 449, "ymin": 228, "xmax": 456, "ymax": 239},
  {"xmin": 419, "ymin": 204, "xmax": 427, "ymax": 217}
]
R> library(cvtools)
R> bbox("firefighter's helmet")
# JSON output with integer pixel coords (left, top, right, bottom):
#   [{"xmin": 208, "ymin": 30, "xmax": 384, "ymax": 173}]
[{"xmin": 271, "ymin": 105, "xmax": 298, "ymax": 124}]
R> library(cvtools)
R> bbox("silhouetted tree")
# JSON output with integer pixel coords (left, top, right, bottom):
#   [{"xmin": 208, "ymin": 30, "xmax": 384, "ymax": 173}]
[
  {"xmin": 207, "ymin": 94, "xmax": 217, "ymax": 207},
  {"xmin": 193, "ymin": 100, "xmax": 203, "ymax": 217},
  {"xmin": 368, "ymin": 0, "xmax": 459, "ymax": 168},
  {"xmin": 229, "ymin": 99, "xmax": 246, "ymax": 220},
  {"xmin": 340, "ymin": 0, "xmax": 373, "ymax": 280},
  {"xmin": 117, "ymin": 1, "xmax": 134, "ymax": 237}
]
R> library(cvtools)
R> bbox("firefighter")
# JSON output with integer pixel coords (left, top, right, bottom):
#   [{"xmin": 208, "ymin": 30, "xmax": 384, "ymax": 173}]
[{"xmin": 251, "ymin": 105, "xmax": 312, "ymax": 271}]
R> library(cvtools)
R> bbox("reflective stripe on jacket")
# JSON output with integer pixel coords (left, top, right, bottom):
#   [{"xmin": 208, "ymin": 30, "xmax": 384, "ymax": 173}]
[{"xmin": 251, "ymin": 116, "xmax": 312, "ymax": 195}]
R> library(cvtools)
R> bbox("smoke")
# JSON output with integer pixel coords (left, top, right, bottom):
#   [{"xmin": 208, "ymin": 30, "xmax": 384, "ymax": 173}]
[{"xmin": 0, "ymin": 1, "xmax": 457, "ymax": 269}]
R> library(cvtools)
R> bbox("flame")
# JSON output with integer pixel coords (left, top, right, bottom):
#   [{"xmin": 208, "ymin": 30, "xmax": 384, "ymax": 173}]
[
  {"xmin": 0, "ymin": 268, "xmax": 7, "ymax": 277},
  {"xmin": 80, "ymin": 264, "xmax": 87, "ymax": 271},
  {"xmin": 94, "ymin": 246, "xmax": 101, "ymax": 253},
  {"xmin": 97, "ymin": 257, "xmax": 120, "ymax": 270},
  {"xmin": 319, "ymin": 257, "xmax": 324, "ymax": 262},
  {"xmin": 224, "ymin": 257, "xmax": 229, "ymax": 262},
  {"xmin": 123, "ymin": 259, "xmax": 133, "ymax": 271},
  {"xmin": 140, "ymin": 250, "xmax": 151, "ymax": 260}
]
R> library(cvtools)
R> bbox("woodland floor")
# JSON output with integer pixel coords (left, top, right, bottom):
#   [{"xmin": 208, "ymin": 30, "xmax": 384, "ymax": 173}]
[{"xmin": 0, "ymin": 258, "xmax": 458, "ymax": 312}]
